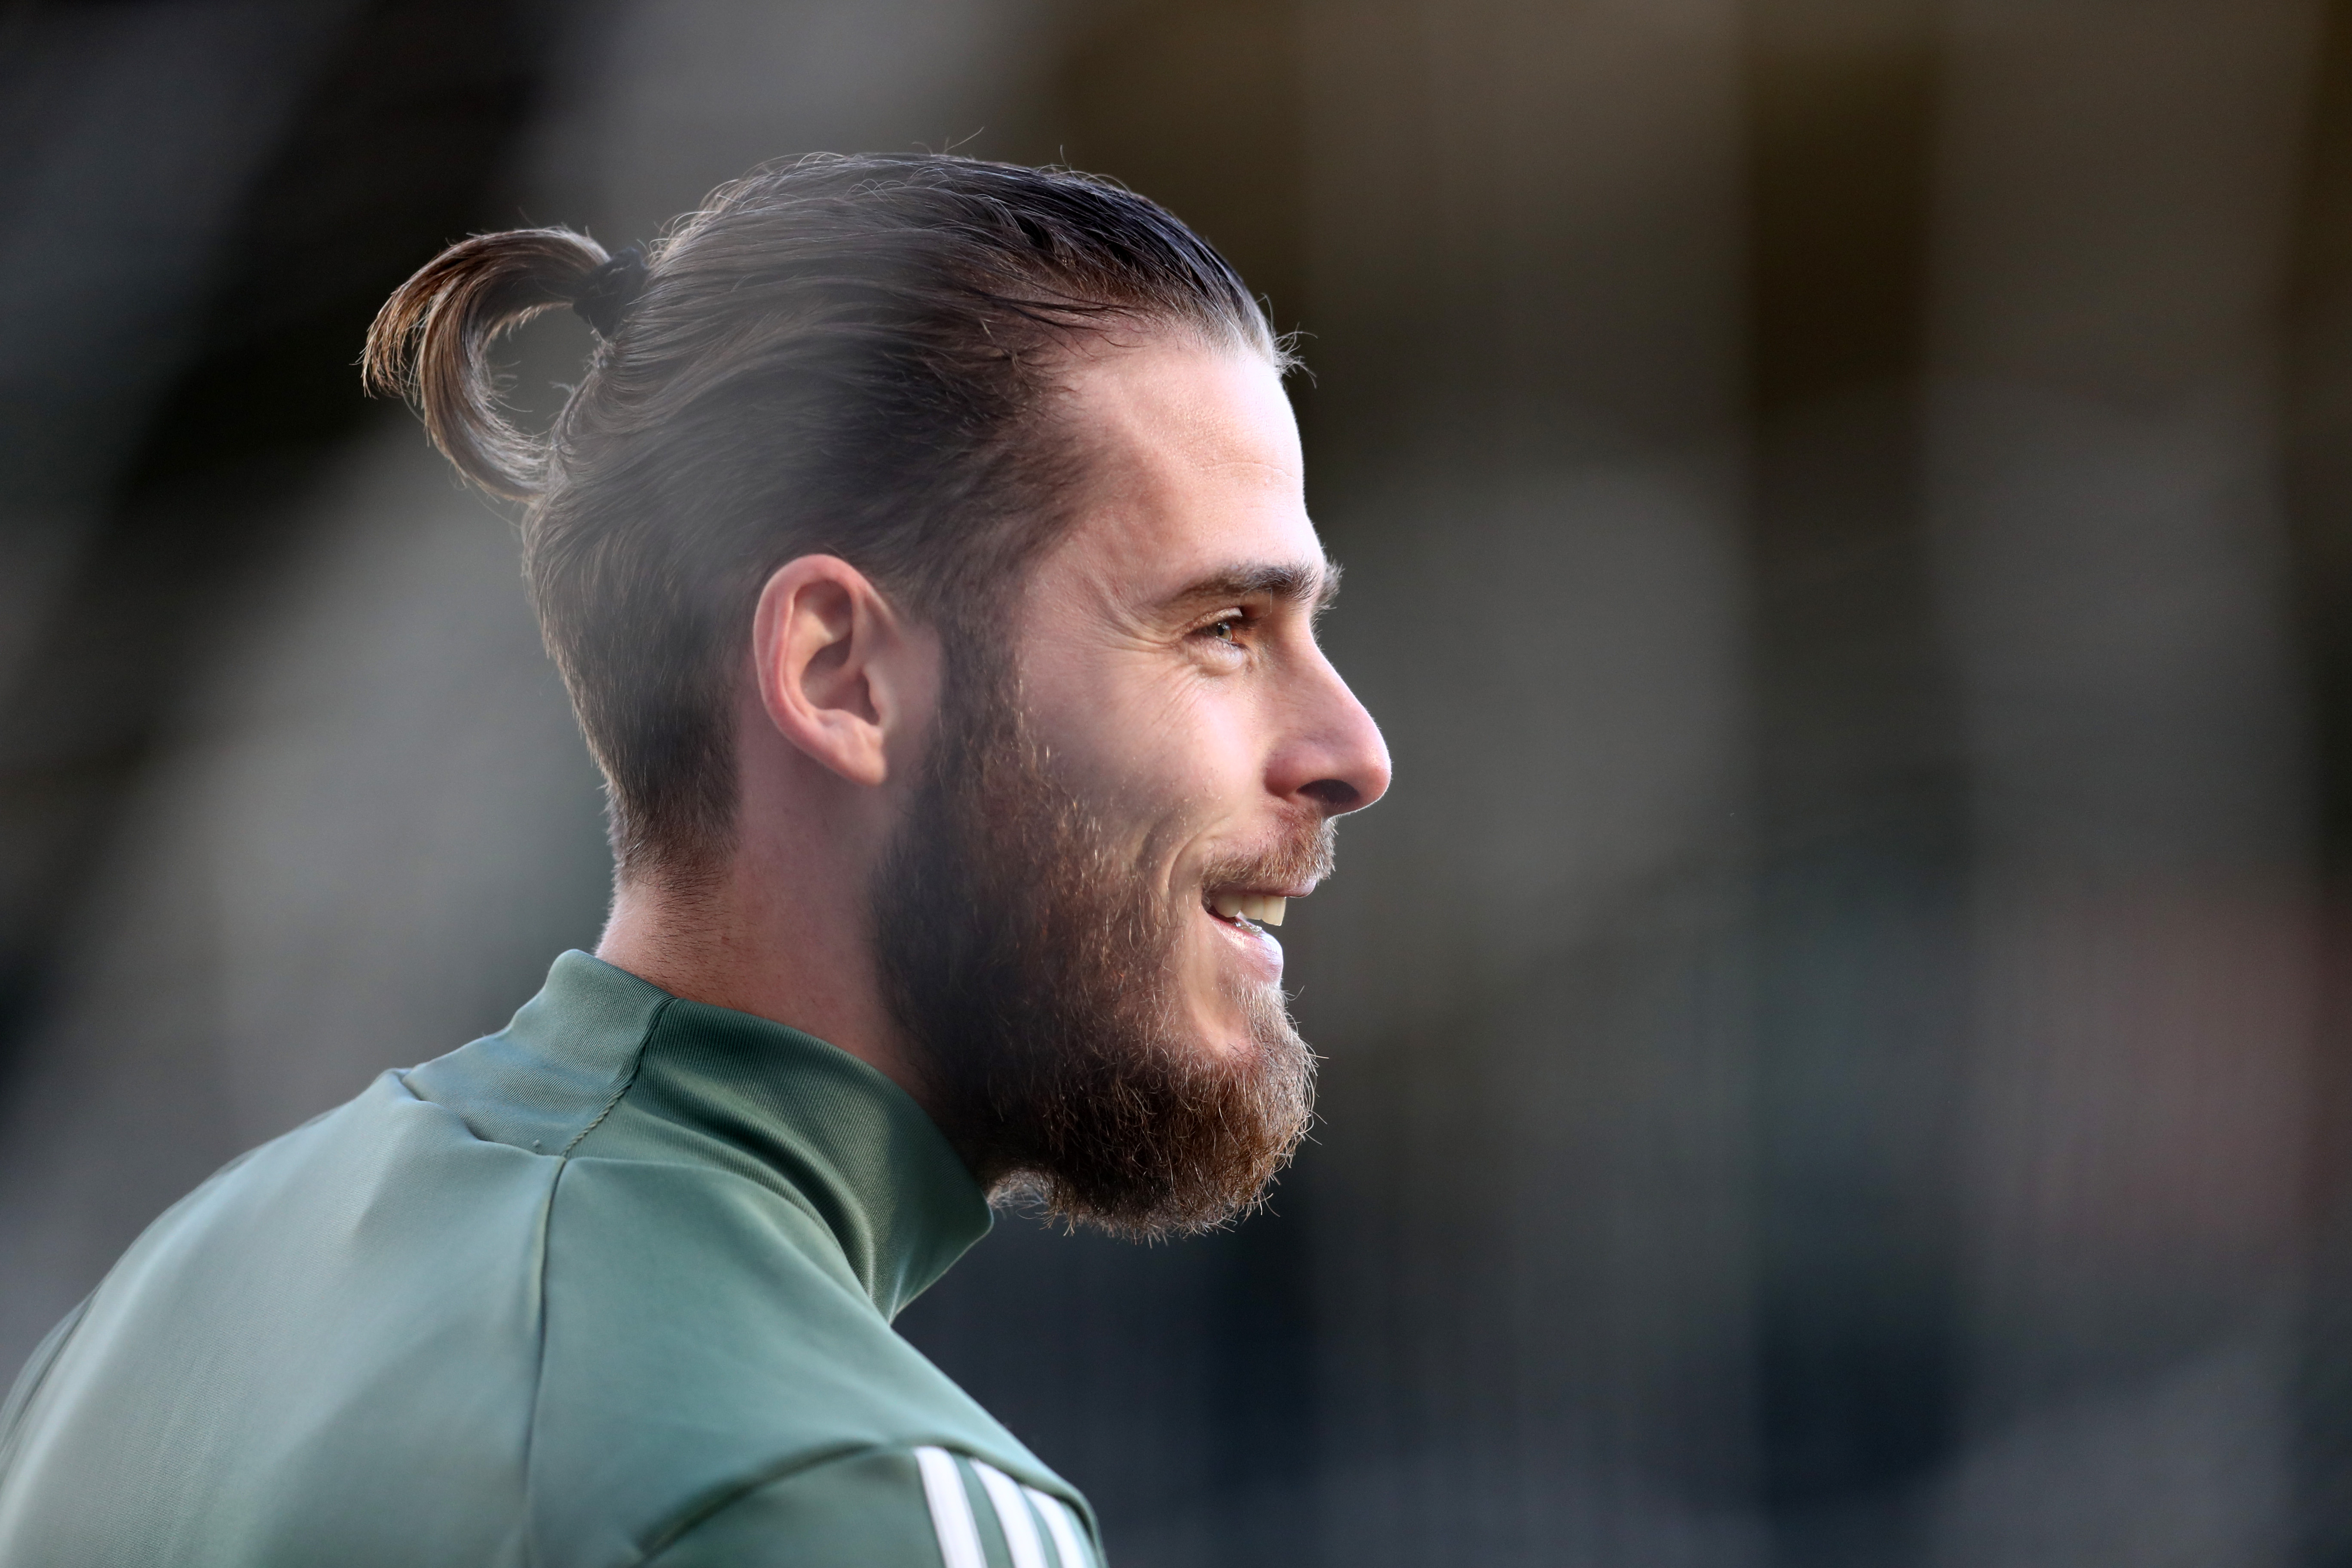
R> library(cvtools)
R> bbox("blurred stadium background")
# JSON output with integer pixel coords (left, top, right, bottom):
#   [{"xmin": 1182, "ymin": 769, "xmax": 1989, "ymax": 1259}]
[{"xmin": 6, "ymin": 0, "xmax": 2352, "ymax": 1563}]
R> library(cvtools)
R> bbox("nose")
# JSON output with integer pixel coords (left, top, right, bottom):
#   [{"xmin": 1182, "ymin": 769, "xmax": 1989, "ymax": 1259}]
[{"xmin": 1272, "ymin": 652, "xmax": 1390, "ymax": 818}]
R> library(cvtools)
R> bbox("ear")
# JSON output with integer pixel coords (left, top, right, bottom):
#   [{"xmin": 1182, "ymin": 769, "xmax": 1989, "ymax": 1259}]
[{"xmin": 750, "ymin": 555, "xmax": 933, "ymax": 787}]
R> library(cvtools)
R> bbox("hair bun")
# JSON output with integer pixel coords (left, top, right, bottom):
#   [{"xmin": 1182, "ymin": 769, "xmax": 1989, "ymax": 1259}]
[
  {"xmin": 363, "ymin": 225, "xmax": 612, "ymax": 499},
  {"xmin": 573, "ymin": 246, "xmax": 648, "ymax": 339}
]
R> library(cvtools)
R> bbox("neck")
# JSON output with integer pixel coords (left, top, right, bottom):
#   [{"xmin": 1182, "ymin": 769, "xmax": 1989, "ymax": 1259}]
[{"xmin": 595, "ymin": 864, "xmax": 926, "ymax": 1112}]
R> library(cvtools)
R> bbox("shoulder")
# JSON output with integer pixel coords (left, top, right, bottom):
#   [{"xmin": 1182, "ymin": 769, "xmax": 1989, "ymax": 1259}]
[
  {"xmin": 642, "ymin": 1445, "xmax": 1101, "ymax": 1568},
  {"xmin": 526, "ymin": 1158, "xmax": 1078, "ymax": 1564},
  {"xmin": 0, "ymin": 1072, "xmax": 561, "ymax": 1565}
]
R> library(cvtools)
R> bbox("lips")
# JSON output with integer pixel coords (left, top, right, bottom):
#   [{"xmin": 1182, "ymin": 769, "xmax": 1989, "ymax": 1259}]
[
  {"xmin": 1197, "ymin": 820, "xmax": 1332, "ymax": 940},
  {"xmin": 1200, "ymin": 873, "xmax": 1318, "ymax": 983}
]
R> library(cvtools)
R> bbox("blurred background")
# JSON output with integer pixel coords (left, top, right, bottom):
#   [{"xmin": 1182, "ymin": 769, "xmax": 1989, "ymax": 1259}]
[{"xmin": 5, "ymin": 0, "xmax": 2351, "ymax": 1562}]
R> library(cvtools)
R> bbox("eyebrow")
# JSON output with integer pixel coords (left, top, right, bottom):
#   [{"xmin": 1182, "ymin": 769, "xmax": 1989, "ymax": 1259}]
[{"xmin": 1159, "ymin": 559, "xmax": 1343, "ymax": 617}]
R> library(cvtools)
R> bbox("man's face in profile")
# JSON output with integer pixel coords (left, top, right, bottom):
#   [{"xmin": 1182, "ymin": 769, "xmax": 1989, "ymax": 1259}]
[{"xmin": 874, "ymin": 341, "xmax": 1390, "ymax": 1236}]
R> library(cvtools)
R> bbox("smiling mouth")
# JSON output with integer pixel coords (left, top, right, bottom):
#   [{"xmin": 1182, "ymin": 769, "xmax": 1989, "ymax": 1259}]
[{"xmin": 1205, "ymin": 889, "xmax": 1291, "ymax": 928}]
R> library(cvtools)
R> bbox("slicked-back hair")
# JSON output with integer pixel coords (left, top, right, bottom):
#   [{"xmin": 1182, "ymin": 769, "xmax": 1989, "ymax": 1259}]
[{"xmin": 365, "ymin": 154, "xmax": 1285, "ymax": 887}]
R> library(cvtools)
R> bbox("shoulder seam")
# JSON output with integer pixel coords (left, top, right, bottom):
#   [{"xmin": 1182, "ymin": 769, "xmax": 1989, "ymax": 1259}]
[
  {"xmin": 519, "ymin": 992, "xmax": 674, "ymax": 1565},
  {"xmin": 560, "ymin": 994, "xmax": 674, "ymax": 1158}
]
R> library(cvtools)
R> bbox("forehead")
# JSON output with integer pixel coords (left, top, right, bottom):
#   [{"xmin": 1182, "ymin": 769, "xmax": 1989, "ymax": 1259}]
[{"xmin": 1044, "ymin": 340, "xmax": 1323, "ymax": 599}]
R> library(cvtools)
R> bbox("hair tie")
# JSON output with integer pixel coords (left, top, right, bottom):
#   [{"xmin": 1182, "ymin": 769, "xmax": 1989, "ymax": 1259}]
[{"xmin": 574, "ymin": 245, "xmax": 648, "ymax": 339}]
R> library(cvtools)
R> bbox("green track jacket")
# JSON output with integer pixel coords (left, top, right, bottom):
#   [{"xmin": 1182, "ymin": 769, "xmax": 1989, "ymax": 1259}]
[{"xmin": 0, "ymin": 951, "xmax": 1102, "ymax": 1567}]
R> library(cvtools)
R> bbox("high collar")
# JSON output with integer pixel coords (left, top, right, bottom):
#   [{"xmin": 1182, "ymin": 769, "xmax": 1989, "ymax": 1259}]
[{"xmin": 415, "ymin": 951, "xmax": 992, "ymax": 1320}]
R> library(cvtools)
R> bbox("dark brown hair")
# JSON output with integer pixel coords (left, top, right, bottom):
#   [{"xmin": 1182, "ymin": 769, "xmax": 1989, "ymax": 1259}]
[{"xmin": 365, "ymin": 153, "xmax": 1284, "ymax": 886}]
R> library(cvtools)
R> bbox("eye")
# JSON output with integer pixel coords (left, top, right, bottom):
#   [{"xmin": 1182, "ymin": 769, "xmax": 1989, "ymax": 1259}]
[{"xmin": 1194, "ymin": 609, "xmax": 1249, "ymax": 648}]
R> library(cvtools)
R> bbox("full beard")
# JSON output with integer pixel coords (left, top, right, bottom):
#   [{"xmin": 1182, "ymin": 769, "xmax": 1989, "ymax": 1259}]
[{"xmin": 871, "ymin": 658, "xmax": 1330, "ymax": 1238}]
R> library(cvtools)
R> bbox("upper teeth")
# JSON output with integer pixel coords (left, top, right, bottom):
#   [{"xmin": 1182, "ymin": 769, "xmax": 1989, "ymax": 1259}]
[{"xmin": 1210, "ymin": 891, "xmax": 1287, "ymax": 927}]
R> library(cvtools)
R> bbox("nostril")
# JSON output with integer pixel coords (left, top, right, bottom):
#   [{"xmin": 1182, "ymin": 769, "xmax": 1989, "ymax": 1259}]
[{"xmin": 1300, "ymin": 778, "xmax": 1360, "ymax": 809}]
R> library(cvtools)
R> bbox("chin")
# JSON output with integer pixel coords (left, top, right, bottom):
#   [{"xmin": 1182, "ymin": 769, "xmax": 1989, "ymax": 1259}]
[
  {"xmin": 1181, "ymin": 1017, "xmax": 1262, "ymax": 1063},
  {"xmin": 1176, "ymin": 976, "xmax": 1284, "ymax": 1063}
]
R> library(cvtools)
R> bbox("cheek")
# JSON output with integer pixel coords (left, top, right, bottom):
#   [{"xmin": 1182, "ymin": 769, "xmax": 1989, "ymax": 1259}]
[
  {"xmin": 1129, "ymin": 693, "xmax": 1267, "ymax": 838},
  {"xmin": 1058, "ymin": 676, "xmax": 1249, "ymax": 796},
  {"xmin": 1021, "ymin": 639, "xmax": 1274, "ymax": 840}
]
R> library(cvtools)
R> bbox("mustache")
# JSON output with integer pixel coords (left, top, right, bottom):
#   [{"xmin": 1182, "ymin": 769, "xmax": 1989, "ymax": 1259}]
[{"xmin": 1194, "ymin": 812, "xmax": 1338, "ymax": 895}]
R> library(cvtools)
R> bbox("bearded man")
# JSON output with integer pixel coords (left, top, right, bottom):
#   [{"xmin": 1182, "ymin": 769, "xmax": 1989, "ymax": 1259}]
[{"xmin": 0, "ymin": 155, "xmax": 1388, "ymax": 1567}]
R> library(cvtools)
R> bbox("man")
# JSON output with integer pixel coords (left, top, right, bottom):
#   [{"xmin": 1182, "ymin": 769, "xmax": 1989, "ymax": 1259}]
[{"xmin": 0, "ymin": 154, "xmax": 1387, "ymax": 1565}]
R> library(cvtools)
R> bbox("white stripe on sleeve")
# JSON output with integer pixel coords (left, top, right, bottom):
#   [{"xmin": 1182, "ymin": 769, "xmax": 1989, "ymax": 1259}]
[
  {"xmin": 1024, "ymin": 1484, "xmax": 1094, "ymax": 1568},
  {"xmin": 914, "ymin": 1446, "xmax": 986, "ymax": 1568},
  {"xmin": 971, "ymin": 1461, "xmax": 1050, "ymax": 1568}
]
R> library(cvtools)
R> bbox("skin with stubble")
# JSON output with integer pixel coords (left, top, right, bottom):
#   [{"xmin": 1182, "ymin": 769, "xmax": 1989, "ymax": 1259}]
[{"xmin": 597, "ymin": 339, "xmax": 1390, "ymax": 1236}]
